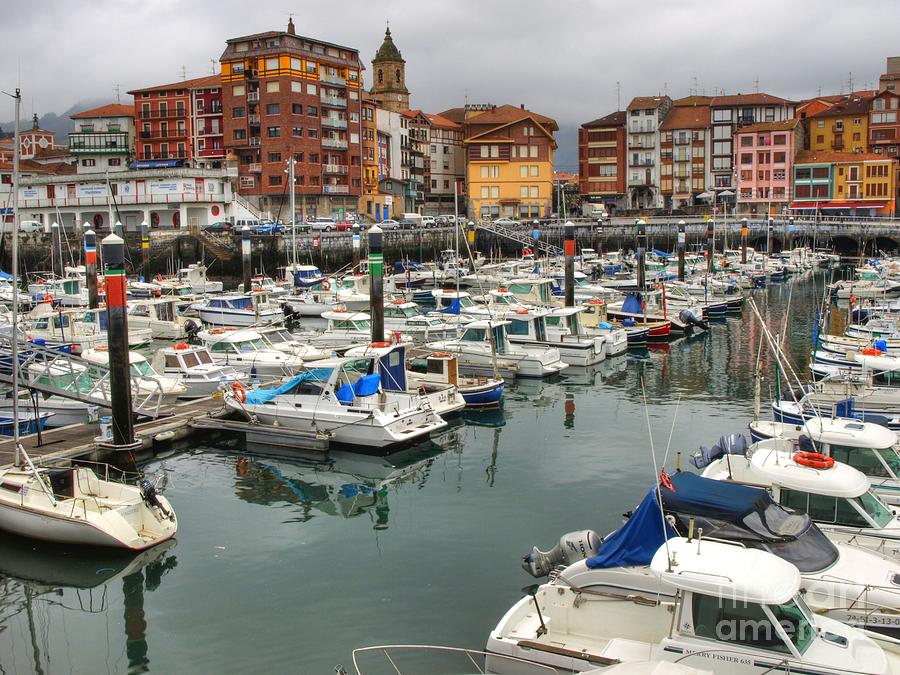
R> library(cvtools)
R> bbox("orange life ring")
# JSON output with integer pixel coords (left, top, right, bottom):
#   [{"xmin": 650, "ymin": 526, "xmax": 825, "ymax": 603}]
[
  {"xmin": 793, "ymin": 451, "xmax": 834, "ymax": 470},
  {"xmin": 522, "ymin": 247, "xmax": 533, "ymax": 256},
  {"xmin": 173, "ymin": 343, "xmax": 190, "ymax": 350},
  {"xmin": 321, "ymin": 280, "xmax": 331, "ymax": 291},
  {"xmin": 393, "ymin": 299, "xmax": 405, "ymax": 305},
  {"xmin": 94, "ymin": 345, "xmax": 109, "ymax": 352},
  {"xmin": 209, "ymin": 327, "xmax": 228, "ymax": 334},
  {"xmin": 231, "ymin": 381, "xmax": 247, "ymax": 403},
  {"xmin": 587, "ymin": 299, "xmax": 605, "ymax": 305},
  {"xmin": 861, "ymin": 347, "xmax": 883, "ymax": 356},
  {"xmin": 44, "ymin": 294, "xmax": 54, "ymax": 304},
  {"xmin": 515, "ymin": 309, "xmax": 529, "ymax": 314},
  {"xmin": 370, "ymin": 341, "xmax": 392, "ymax": 348},
  {"xmin": 432, "ymin": 351, "xmax": 451, "ymax": 358},
  {"xmin": 334, "ymin": 308, "xmax": 348, "ymax": 313},
  {"xmin": 498, "ymin": 287, "xmax": 508, "ymax": 293}
]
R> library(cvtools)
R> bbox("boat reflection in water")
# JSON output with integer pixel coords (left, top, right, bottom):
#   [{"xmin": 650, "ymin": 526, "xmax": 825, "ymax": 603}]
[
  {"xmin": 0, "ymin": 534, "xmax": 178, "ymax": 673},
  {"xmin": 234, "ymin": 442, "xmax": 450, "ymax": 529}
]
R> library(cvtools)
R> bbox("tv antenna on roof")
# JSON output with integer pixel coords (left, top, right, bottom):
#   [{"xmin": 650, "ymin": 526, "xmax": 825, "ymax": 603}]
[
  {"xmin": 209, "ymin": 58, "xmax": 218, "ymax": 75},
  {"xmin": 113, "ymin": 83, "xmax": 121, "ymax": 104},
  {"xmin": 180, "ymin": 65, "xmax": 189, "ymax": 81},
  {"xmin": 753, "ymin": 75, "xmax": 759, "ymax": 93},
  {"xmin": 616, "ymin": 81, "xmax": 621, "ymax": 111}
]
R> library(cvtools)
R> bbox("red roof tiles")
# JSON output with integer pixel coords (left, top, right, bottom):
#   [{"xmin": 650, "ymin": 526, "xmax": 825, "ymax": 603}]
[{"xmin": 71, "ymin": 103, "xmax": 135, "ymax": 119}]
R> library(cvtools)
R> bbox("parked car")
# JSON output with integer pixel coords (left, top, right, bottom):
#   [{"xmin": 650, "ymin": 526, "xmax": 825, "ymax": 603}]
[
  {"xmin": 235, "ymin": 218, "xmax": 261, "ymax": 231},
  {"xmin": 287, "ymin": 221, "xmax": 311, "ymax": 233},
  {"xmin": 255, "ymin": 221, "xmax": 286, "ymax": 235},
  {"xmin": 421, "ymin": 216, "xmax": 436, "ymax": 228},
  {"xmin": 379, "ymin": 219, "xmax": 401, "ymax": 230},
  {"xmin": 19, "ymin": 220, "xmax": 44, "ymax": 233},
  {"xmin": 492, "ymin": 218, "xmax": 520, "ymax": 227},
  {"xmin": 202, "ymin": 221, "xmax": 233, "ymax": 233},
  {"xmin": 398, "ymin": 219, "xmax": 417, "ymax": 230},
  {"xmin": 309, "ymin": 218, "xmax": 337, "ymax": 232}
]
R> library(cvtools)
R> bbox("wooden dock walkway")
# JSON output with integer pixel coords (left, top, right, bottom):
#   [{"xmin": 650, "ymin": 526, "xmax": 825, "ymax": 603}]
[{"xmin": 0, "ymin": 396, "xmax": 227, "ymax": 468}]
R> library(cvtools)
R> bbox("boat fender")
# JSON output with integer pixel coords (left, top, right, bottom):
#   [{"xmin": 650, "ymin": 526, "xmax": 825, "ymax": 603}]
[
  {"xmin": 521, "ymin": 530, "xmax": 602, "ymax": 578},
  {"xmin": 622, "ymin": 318, "xmax": 635, "ymax": 327},
  {"xmin": 231, "ymin": 381, "xmax": 247, "ymax": 403},
  {"xmin": 861, "ymin": 347, "xmax": 883, "ymax": 356},
  {"xmin": 793, "ymin": 451, "xmax": 835, "ymax": 470}
]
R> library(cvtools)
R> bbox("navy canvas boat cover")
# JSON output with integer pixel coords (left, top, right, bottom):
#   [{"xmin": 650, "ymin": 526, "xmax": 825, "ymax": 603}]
[
  {"xmin": 660, "ymin": 472, "xmax": 768, "ymax": 522},
  {"xmin": 586, "ymin": 489, "xmax": 675, "ymax": 569},
  {"xmin": 621, "ymin": 293, "xmax": 643, "ymax": 314},
  {"xmin": 436, "ymin": 298, "xmax": 462, "ymax": 315}
]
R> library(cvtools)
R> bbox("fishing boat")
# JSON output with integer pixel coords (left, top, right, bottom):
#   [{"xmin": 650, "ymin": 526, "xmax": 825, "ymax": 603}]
[
  {"xmin": 699, "ymin": 434, "xmax": 900, "ymax": 557},
  {"xmin": 0, "ymin": 410, "xmax": 53, "ymax": 435},
  {"xmin": 383, "ymin": 300, "xmax": 460, "ymax": 342},
  {"xmin": 0, "ymin": 461, "xmax": 177, "ymax": 550},
  {"xmin": 150, "ymin": 342, "xmax": 248, "ymax": 399},
  {"xmin": 580, "ymin": 298, "xmax": 649, "ymax": 347},
  {"xmin": 286, "ymin": 263, "xmax": 326, "ymax": 289},
  {"xmin": 196, "ymin": 327, "xmax": 306, "ymax": 378},
  {"xmin": 407, "ymin": 351, "xmax": 504, "ymax": 407},
  {"xmin": 426, "ymin": 319, "xmax": 568, "ymax": 379},
  {"xmin": 490, "ymin": 503, "xmax": 900, "ymax": 673},
  {"xmin": 224, "ymin": 356, "xmax": 447, "ymax": 449},
  {"xmin": 192, "ymin": 292, "xmax": 284, "ymax": 327}
]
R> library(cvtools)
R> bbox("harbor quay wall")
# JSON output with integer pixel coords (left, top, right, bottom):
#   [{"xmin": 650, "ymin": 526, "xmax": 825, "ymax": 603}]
[{"xmin": 1, "ymin": 219, "xmax": 897, "ymax": 281}]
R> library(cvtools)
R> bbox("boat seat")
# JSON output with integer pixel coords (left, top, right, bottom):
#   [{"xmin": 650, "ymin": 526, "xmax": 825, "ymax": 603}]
[
  {"xmin": 336, "ymin": 383, "xmax": 354, "ymax": 406},
  {"xmin": 353, "ymin": 373, "xmax": 381, "ymax": 397},
  {"xmin": 600, "ymin": 637, "xmax": 656, "ymax": 662}
]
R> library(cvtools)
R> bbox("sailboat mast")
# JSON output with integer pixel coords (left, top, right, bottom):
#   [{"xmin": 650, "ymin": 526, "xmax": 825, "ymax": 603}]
[
  {"xmin": 454, "ymin": 179, "xmax": 460, "ymax": 295},
  {"xmin": 10, "ymin": 88, "xmax": 21, "ymax": 466},
  {"xmin": 288, "ymin": 157, "xmax": 296, "ymax": 268}
]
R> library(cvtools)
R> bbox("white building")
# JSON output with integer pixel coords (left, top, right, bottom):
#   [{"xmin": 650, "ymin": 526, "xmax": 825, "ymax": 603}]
[
  {"xmin": 626, "ymin": 95, "xmax": 672, "ymax": 209},
  {"xmin": 425, "ymin": 112, "xmax": 465, "ymax": 215},
  {"xmin": 375, "ymin": 107, "xmax": 407, "ymax": 182},
  {"xmin": 68, "ymin": 104, "xmax": 135, "ymax": 175}
]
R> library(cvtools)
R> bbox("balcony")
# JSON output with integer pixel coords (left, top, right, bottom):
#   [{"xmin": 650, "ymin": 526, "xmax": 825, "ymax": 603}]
[
  {"xmin": 249, "ymin": 137, "xmax": 261, "ymax": 147},
  {"xmin": 320, "ymin": 73, "xmax": 346, "ymax": 86},
  {"xmin": 322, "ymin": 117, "xmax": 347, "ymax": 130},
  {"xmin": 628, "ymin": 179, "xmax": 653, "ymax": 187},
  {"xmin": 320, "ymin": 95, "xmax": 347, "ymax": 108},
  {"xmin": 68, "ymin": 132, "xmax": 130, "ymax": 154},
  {"xmin": 139, "ymin": 151, "xmax": 188, "ymax": 160},
  {"xmin": 323, "ymin": 184, "xmax": 349, "ymax": 194},
  {"xmin": 244, "ymin": 69, "xmax": 259, "ymax": 81},
  {"xmin": 323, "ymin": 164, "xmax": 348, "ymax": 174},
  {"xmin": 248, "ymin": 92, "xmax": 260, "ymax": 103},
  {"xmin": 322, "ymin": 138, "xmax": 348, "ymax": 150},
  {"xmin": 248, "ymin": 114, "xmax": 260, "ymax": 126},
  {"xmin": 248, "ymin": 163, "xmax": 262, "ymax": 173},
  {"xmin": 143, "ymin": 129, "xmax": 188, "ymax": 140},
  {"xmin": 628, "ymin": 159, "xmax": 654, "ymax": 167},
  {"xmin": 196, "ymin": 104, "xmax": 222, "ymax": 116},
  {"xmin": 197, "ymin": 127, "xmax": 222, "ymax": 137},
  {"xmin": 139, "ymin": 109, "xmax": 186, "ymax": 120},
  {"xmin": 674, "ymin": 137, "xmax": 690, "ymax": 145}
]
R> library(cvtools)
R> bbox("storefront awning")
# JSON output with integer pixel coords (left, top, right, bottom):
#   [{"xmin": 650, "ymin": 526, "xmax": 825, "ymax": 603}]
[{"xmin": 789, "ymin": 200, "xmax": 890, "ymax": 210}]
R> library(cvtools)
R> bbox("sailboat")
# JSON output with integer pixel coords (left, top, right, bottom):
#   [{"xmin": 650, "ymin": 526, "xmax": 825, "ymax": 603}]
[{"xmin": 0, "ymin": 91, "xmax": 177, "ymax": 550}]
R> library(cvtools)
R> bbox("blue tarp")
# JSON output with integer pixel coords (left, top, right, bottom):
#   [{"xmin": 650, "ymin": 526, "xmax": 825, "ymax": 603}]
[
  {"xmin": 0, "ymin": 270, "xmax": 13, "ymax": 281},
  {"xmin": 586, "ymin": 489, "xmax": 675, "ymax": 569},
  {"xmin": 621, "ymin": 293, "xmax": 643, "ymax": 314},
  {"xmin": 651, "ymin": 248, "xmax": 673, "ymax": 258},
  {"xmin": 245, "ymin": 369, "xmax": 332, "ymax": 404},
  {"xmin": 436, "ymin": 298, "xmax": 462, "ymax": 315},
  {"xmin": 660, "ymin": 472, "xmax": 768, "ymax": 522}
]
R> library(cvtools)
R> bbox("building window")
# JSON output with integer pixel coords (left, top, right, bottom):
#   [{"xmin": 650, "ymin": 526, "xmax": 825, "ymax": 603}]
[
  {"xmin": 740, "ymin": 136, "xmax": 753, "ymax": 147},
  {"xmin": 266, "ymin": 81, "xmax": 280, "ymax": 93},
  {"xmin": 266, "ymin": 103, "xmax": 280, "ymax": 115},
  {"xmin": 82, "ymin": 158, "xmax": 96, "ymax": 167},
  {"xmin": 292, "ymin": 127, "xmax": 303, "ymax": 137},
  {"xmin": 481, "ymin": 186, "xmax": 489, "ymax": 198},
  {"xmin": 309, "ymin": 153, "xmax": 319, "ymax": 163},
  {"xmin": 232, "ymin": 106, "xmax": 246, "ymax": 119},
  {"xmin": 267, "ymin": 127, "xmax": 280, "ymax": 138},
  {"xmin": 233, "ymin": 129, "xmax": 247, "ymax": 140},
  {"xmin": 308, "ymin": 128, "xmax": 318, "ymax": 139},
  {"xmin": 309, "ymin": 176, "xmax": 319, "ymax": 186},
  {"xmin": 773, "ymin": 134, "xmax": 786, "ymax": 145},
  {"xmin": 268, "ymin": 152, "xmax": 282, "ymax": 162},
  {"xmin": 269, "ymin": 175, "xmax": 283, "ymax": 186},
  {"xmin": 108, "ymin": 158, "xmax": 121, "ymax": 167},
  {"xmin": 308, "ymin": 106, "xmax": 318, "ymax": 116},
  {"xmin": 265, "ymin": 57, "xmax": 279, "ymax": 71},
  {"xmin": 816, "ymin": 135, "xmax": 824, "ymax": 144},
  {"xmin": 307, "ymin": 83, "xmax": 317, "ymax": 95}
]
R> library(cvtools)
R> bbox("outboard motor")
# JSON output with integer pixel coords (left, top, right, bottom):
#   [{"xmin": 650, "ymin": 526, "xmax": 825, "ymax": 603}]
[
  {"xmin": 183, "ymin": 319, "xmax": 201, "ymax": 344},
  {"xmin": 282, "ymin": 303, "xmax": 301, "ymax": 329},
  {"xmin": 139, "ymin": 477, "xmax": 174, "ymax": 521},
  {"xmin": 678, "ymin": 308, "xmax": 708, "ymax": 331},
  {"xmin": 522, "ymin": 530, "xmax": 602, "ymax": 578}
]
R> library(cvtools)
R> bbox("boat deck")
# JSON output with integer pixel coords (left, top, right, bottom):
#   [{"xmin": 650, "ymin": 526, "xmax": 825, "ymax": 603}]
[{"xmin": 0, "ymin": 396, "xmax": 227, "ymax": 468}]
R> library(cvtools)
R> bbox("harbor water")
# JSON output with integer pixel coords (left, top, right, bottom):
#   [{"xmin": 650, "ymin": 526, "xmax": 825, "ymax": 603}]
[{"xmin": 0, "ymin": 273, "xmax": 835, "ymax": 674}]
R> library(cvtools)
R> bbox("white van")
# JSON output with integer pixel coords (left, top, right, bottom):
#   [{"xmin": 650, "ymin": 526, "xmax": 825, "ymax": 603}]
[
  {"xmin": 234, "ymin": 218, "xmax": 261, "ymax": 231},
  {"xmin": 19, "ymin": 220, "xmax": 43, "ymax": 233},
  {"xmin": 401, "ymin": 213, "xmax": 423, "ymax": 230}
]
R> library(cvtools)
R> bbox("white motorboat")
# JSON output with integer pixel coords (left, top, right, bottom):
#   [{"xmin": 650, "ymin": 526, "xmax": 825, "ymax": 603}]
[
  {"xmin": 73, "ymin": 307, "xmax": 153, "ymax": 347},
  {"xmin": 748, "ymin": 417, "xmax": 900, "ymax": 507},
  {"xmin": 0, "ymin": 462, "xmax": 177, "ymax": 550},
  {"xmin": 426, "ymin": 319, "xmax": 568, "ymax": 379},
  {"xmin": 196, "ymin": 327, "xmax": 306, "ymax": 378},
  {"xmin": 547, "ymin": 305, "xmax": 627, "ymax": 357},
  {"xmin": 285, "ymin": 263, "xmax": 326, "ymax": 289},
  {"xmin": 345, "ymin": 343, "xmax": 465, "ymax": 418},
  {"xmin": 193, "ymin": 292, "xmax": 284, "ymax": 327},
  {"xmin": 127, "ymin": 297, "xmax": 198, "ymax": 339},
  {"xmin": 224, "ymin": 355, "xmax": 447, "ymax": 449},
  {"xmin": 330, "ymin": 274, "xmax": 371, "ymax": 312},
  {"xmin": 505, "ymin": 306, "xmax": 606, "ymax": 366},
  {"xmin": 407, "ymin": 351, "xmax": 504, "ymax": 408},
  {"xmin": 383, "ymin": 300, "xmax": 459, "ymax": 342},
  {"xmin": 254, "ymin": 325, "xmax": 328, "ymax": 362},
  {"xmin": 302, "ymin": 311, "xmax": 413, "ymax": 348},
  {"xmin": 490, "ymin": 528, "xmax": 900, "ymax": 674},
  {"xmin": 239, "ymin": 274, "xmax": 290, "ymax": 296},
  {"xmin": 24, "ymin": 305, "xmax": 105, "ymax": 354},
  {"xmin": 700, "ymin": 435, "xmax": 900, "ymax": 557},
  {"xmin": 80, "ymin": 347, "xmax": 187, "ymax": 402},
  {"xmin": 777, "ymin": 371, "xmax": 900, "ymax": 419},
  {"xmin": 150, "ymin": 343, "xmax": 248, "ymax": 399},
  {"xmin": 831, "ymin": 278, "xmax": 900, "ymax": 300},
  {"xmin": 175, "ymin": 263, "xmax": 223, "ymax": 294}
]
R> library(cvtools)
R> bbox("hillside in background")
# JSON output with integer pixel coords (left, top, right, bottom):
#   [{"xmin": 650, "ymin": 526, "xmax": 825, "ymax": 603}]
[{"xmin": 0, "ymin": 99, "xmax": 110, "ymax": 139}]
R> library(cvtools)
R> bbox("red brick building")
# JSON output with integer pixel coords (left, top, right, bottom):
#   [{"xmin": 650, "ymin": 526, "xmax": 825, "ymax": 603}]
[
  {"xmin": 578, "ymin": 111, "xmax": 626, "ymax": 211},
  {"xmin": 869, "ymin": 90, "xmax": 900, "ymax": 158},
  {"xmin": 219, "ymin": 19, "xmax": 364, "ymax": 219},
  {"xmin": 128, "ymin": 74, "xmax": 224, "ymax": 168}
]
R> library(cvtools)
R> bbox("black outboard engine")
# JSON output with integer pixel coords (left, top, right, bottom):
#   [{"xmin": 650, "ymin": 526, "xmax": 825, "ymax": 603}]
[
  {"xmin": 522, "ymin": 530, "xmax": 602, "ymax": 578},
  {"xmin": 183, "ymin": 319, "xmax": 201, "ymax": 343},
  {"xmin": 678, "ymin": 308, "xmax": 708, "ymax": 331},
  {"xmin": 139, "ymin": 478, "xmax": 174, "ymax": 520},
  {"xmin": 283, "ymin": 303, "xmax": 301, "ymax": 329}
]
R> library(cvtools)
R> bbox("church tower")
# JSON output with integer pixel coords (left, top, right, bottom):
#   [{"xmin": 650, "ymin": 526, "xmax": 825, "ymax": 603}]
[{"xmin": 370, "ymin": 25, "xmax": 409, "ymax": 112}]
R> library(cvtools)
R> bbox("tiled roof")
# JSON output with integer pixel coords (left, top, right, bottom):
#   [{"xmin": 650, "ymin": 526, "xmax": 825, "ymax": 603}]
[
  {"xmin": 627, "ymin": 96, "xmax": 670, "ymax": 111},
  {"xmin": 128, "ymin": 74, "xmax": 221, "ymax": 95},
  {"xmin": 466, "ymin": 104, "xmax": 558, "ymax": 130},
  {"xmin": 710, "ymin": 93, "xmax": 792, "ymax": 107},
  {"xmin": 795, "ymin": 150, "xmax": 888, "ymax": 163},
  {"xmin": 734, "ymin": 119, "xmax": 801, "ymax": 134},
  {"xmin": 425, "ymin": 113, "xmax": 461, "ymax": 129},
  {"xmin": 582, "ymin": 111, "xmax": 626, "ymax": 128},
  {"xmin": 673, "ymin": 95, "xmax": 712, "ymax": 107},
  {"xmin": 71, "ymin": 103, "xmax": 135, "ymax": 119},
  {"xmin": 659, "ymin": 105, "xmax": 710, "ymax": 130},
  {"xmin": 437, "ymin": 108, "xmax": 466, "ymax": 125},
  {"xmin": 808, "ymin": 96, "xmax": 872, "ymax": 119},
  {"xmin": 19, "ymin": 159, "xmax": 77, "ymax": 175}
]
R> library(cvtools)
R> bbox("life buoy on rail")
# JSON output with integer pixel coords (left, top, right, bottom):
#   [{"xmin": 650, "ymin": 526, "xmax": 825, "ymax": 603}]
[
  {"xmin": 370, "ymin": 341, "xmax": 392, "ymax": 348},
  {"xmin": 173, "ymin": 343, "xmax": 190, "ymax": 350},
  {"xmin": 522, "ymin": 247, "xmax": 533, "ymax": 257},
  {"xmin": 231, "ymin": 381, "xmax": 247, "ymax": 403},
  {"xmin": 432, "ymin": 351, "xmax": 451, "ymax": 358},
  {"xmin": 861, "ymin": 347, "xmax": 883, "ymax": 356},
  {"xmin": 44, "ymin": 294, "xmax": 54, "ymax": 304},
  {"xmin": 793, "ymin": 451, "xmax": 834, "ymax": 470},
  {"xmin": 320, "ymin": 280, "xmax": 331, "ymax": 291}
]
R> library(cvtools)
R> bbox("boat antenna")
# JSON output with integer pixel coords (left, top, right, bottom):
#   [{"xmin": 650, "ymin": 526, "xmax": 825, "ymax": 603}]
[{"xmin": 641, "ymin": 377, "xmax": 672, "ymax": 571}]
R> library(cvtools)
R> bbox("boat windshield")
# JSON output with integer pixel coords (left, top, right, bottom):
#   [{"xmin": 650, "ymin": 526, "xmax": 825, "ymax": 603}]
[
  {"xmin": 877, "ymin": 448, "xmax": 900, "ymax": 477},
  {"xmin": 196, "ymin": 350, "xmax": 214, "ymax": 365},
  {"xmin": 228, "ymin": 297, "xmax": 253, "ymax": 310},
  {"xmin": 770, "ymin": 598, "xmax": 816, "ymax": 655},
  {"xmin": 830, "ymin": 445, "xmax": 897, "ymax": 478},
  {"xmin": 266, "ymin": 330, "xmax": 293, "ymax": 344},
  {"xmin": 130, "ymin": 361, "xmax": 156, "ymax": 378},
  {"xmin": 858, "ymin": 490, "xmax": 894, "ymax": 528},
  {"xmin": 461, "ymin": 328, "xmax": 486, "ymax": 343},
  {"xmin": 235, "ymin": 339, "xmax": 267, "ymax": 353}
]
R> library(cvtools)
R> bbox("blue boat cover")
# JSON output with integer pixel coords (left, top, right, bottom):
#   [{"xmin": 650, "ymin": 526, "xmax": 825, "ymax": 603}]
[
  {"xmin": 245, "ymin": 368, "xmax": 332, "ymax": 405},
  {"xmin": 651, "ymin": 248, "xmax": 673, "ymax": 258},
  {"xmin": 437, "ymin": 298, "xmax": 462, "ymax": 315},
  {"xmin": 354, "ymin": 373, "xmax": 381, "ymax": 397},
  {"xmin": 0, "ymin": 270, "xmax": 13, "ymax": 281},
  {"xmin": 586, "ymin": 489, "xmax": 675, "ymax": 569},
  {"xmin": 621, "ymin": 293, "xmax": 643, "ymax": 314},
  {"xmin": 660, "ymin": 472, "xmax": 768, "ymax": 522}
]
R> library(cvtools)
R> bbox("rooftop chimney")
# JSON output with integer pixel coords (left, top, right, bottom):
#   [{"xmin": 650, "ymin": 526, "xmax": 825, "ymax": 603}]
[
  {"xmin": 520, "ymin": 103, "xmax": 525, "ymax": 110},
  {"xmin": 287, "ymin": 17, "xmax": 296, "ymax": 35}
]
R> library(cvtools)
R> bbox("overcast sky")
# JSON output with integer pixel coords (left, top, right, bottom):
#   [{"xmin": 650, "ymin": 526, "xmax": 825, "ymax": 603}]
[{"xmin": 5, "ymin": 0, "xmax": 900, "ymax": 168}]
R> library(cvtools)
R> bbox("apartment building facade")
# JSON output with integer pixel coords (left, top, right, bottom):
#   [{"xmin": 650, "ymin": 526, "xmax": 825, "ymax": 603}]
[
  {"xmin": 426, "ymin": 113, "xmax": 465, "ymax": 215},
  {"xmin": 219, "ymin": 19, "xmax": 364, "ymax": 218},
  {"xmin": 68, "ymin": 104, "xmax": 134, "ymax": 175},
  {"xmin": 791, "ymin": 151, "xmax": 896, "ymax": 215},
  {"xmin": 734, "ymin": 119, "xmax": 804, "ymax": 216},
  {"xmin": 869, "ymin": 90, "xmax": 900, "ymax": 158},
  {"xmin": 807, "ymin": 96, "xmax": 871, "ymax": 154},
  {"xmin": 626, "ymin": 96, "xmax": 671, "ymax": 209},
  {"xmin": 578, "ymin": 111, "xmax": 626, "ymax": 212},
  {"xmin": 658, "ymin": 98, "xmax": 711, "ymax": 209}
]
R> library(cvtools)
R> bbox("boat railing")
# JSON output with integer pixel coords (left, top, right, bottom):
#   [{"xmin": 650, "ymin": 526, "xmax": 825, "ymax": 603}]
[{"xmin": 346, "ymin": 644, "xmax": 563, "ymax": 675}]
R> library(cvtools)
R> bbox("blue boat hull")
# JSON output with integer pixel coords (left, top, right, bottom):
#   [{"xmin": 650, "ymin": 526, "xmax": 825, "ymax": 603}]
[{"xmin": 460, "ymin": 381, "xmax": 504, "ymax": 407}]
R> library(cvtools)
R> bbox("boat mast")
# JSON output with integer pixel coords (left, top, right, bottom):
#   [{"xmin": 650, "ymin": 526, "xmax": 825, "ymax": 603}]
[
  {"xmin": 10, "ymin": 88, "xmax": 21, "ymax": 467},
  {"xmin": 288, "ymin": 157, "xmax": 296, "ymax": 269},
  {"xmin": 454, "ymin": 179, "xmax": 460, "ymax": 296}
]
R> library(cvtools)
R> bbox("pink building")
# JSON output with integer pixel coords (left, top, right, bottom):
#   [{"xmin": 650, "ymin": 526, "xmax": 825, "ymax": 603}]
[{"xmin": 734, "ymin": 119, "xmax": 805, "ymax": 216}]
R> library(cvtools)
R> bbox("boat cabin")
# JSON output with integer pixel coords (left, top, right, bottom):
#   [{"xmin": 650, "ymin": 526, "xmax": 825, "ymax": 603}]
[
  {"xmin": 458, "ymin": 320, "xmax": 510, "ymax": 355},
  {"xmin": 801, "ymin": 418, "xmax": 900, "ymax": 485},
  {"xmin": 506, "ymin": 278, "xmax": 554, "ymax": 305},
  {"xmin": 432, "ymin": 289, "xmax": 476, "ymax": 310},
  {"xmin": 322, "ymin": 310, "xmax": 372, "ymax": 334}
]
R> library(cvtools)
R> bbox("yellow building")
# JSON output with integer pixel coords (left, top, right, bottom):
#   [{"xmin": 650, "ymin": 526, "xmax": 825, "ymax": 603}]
[
  {"xmin": 807, "ymin": 96, "xmax": 871, "ymax": 154},
  {"xmin": 449, "ymin": 104, "xmax": 557, "ymax": 220},
  {"xmin": 793, "ymin": 151, "xmax": 897, "ymax": 215}
]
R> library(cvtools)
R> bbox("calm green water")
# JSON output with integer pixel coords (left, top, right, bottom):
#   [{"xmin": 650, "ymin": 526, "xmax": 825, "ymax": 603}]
[{"xmin": 0, "ymin": 275, "xmax": 831, "ymax": 674}]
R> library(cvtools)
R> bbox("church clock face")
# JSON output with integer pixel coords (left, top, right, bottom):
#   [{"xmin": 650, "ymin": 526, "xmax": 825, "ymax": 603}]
[{"xmin": 397, "ymin": 95, "xmax": 402, "ymax": 101}]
